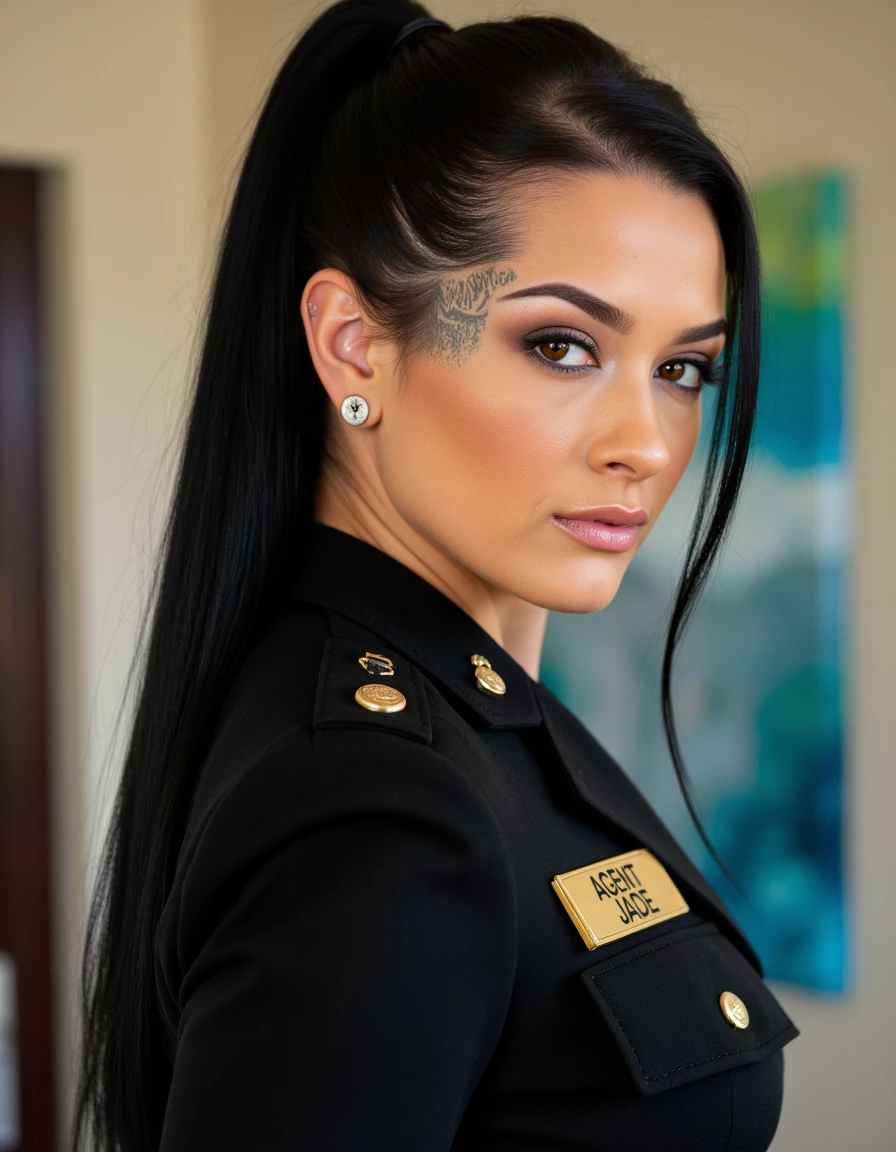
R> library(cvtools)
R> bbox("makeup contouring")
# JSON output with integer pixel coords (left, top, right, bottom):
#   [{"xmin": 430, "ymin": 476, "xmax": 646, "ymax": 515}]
[{"xmin": 499, "ymin": 282, "xmax": 728, "ymax": 345}]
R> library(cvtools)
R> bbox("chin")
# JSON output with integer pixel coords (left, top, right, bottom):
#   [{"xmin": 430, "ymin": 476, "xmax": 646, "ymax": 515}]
[
  {"xmin": 524, "ymin": 569, "xmax": 626, "ymax": 616},
  {"xmin": 544, "ymin": 590, "xmax": 622, "ymax": 615}
]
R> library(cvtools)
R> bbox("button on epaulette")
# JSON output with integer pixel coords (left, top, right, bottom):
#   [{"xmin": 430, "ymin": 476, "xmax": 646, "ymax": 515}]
[
  {"xmin": 313, "ymin": 635, "xmax": 432, "ymax": 744},
  {"xmin": 355, "ymin": 682, "xmax": 407, "ymax": 713}
]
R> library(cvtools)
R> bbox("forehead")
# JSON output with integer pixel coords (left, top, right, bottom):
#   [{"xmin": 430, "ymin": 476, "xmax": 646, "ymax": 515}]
[{"xmin": 505, "ymin": 172, "xmax": 727, "ymax": 317}]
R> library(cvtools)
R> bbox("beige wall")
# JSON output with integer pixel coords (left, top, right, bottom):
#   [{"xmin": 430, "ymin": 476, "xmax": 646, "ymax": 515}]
[
  {"xmin": 0, "ymin": 0, "xmax": 210, "ymax": 1142},
  {"xmin": 1, "ymin": 0, "xmax": 892, "ymax": 1145}
]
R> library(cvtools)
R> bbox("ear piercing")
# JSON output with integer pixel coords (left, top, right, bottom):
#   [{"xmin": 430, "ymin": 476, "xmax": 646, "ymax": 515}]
[{"xmin": 341, "ymin": 395, "xmax": 370, "ymax": 425}]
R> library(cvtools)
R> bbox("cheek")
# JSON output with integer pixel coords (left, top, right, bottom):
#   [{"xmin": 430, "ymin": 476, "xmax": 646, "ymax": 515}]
[
  {"xmin": 378, "ymin": 361, "xmax": 566, "ymax": 527},
  {"xmin": 654, "ymin": 397, "xmax": 702, "ymax": 510}
]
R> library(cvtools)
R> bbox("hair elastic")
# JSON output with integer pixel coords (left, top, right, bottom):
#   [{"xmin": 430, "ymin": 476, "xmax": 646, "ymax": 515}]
[{"xmin": 388, "ymin": 16, "xmax": 452, "ymax": 58}]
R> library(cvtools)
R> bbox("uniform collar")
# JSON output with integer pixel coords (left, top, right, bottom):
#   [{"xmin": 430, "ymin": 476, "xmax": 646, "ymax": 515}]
[
  {"xmin": 289, "ymin": 523, "xmax": 760, "ymax": 967},
  {"xmin": 289, "ymin": 522, "xmax": 542, "ymax": 729}
]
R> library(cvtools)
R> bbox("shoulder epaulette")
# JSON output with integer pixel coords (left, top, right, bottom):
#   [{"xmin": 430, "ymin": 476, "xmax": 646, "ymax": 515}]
[{"xmin": 312, "ymin": 633, "xmax": 432, "ymax": 745}]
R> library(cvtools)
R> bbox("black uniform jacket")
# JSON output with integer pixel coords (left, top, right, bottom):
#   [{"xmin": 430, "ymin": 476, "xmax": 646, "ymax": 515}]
[{"xmin": 155, "ymin": 522, "xmax": 799, "ymax": 1151}]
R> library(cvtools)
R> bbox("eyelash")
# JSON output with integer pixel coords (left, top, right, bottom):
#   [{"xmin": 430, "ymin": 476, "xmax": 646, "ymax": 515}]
[{"xmin": 522, "ymin": 328, "xmax": 727, "ymax": 392}]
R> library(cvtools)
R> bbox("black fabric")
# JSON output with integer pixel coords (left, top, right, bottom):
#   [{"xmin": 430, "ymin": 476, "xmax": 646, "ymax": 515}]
[
  {"xmin": 313, "ymin": 635, "xmax": 433, "ymax": 744},
  {"xmin": 154, "ymin": 522, "xmax": 799, "ymax": 1150},
  {"xmin": 580, "ymin": 923, "xmax": 795, "ymax": 1094},
  {"xmin": 289, "ymin": 522, "xmax": 542, "ymax": 729}
]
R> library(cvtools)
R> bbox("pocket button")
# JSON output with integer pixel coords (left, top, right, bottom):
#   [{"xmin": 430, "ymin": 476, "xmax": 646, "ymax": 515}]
[{"xmin": 719, "ymin": 990, "xmax": 750, "ymax": 1030}]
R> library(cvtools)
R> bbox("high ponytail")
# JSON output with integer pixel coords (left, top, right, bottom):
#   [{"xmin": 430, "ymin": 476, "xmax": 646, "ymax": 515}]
[
  {"xmin": 73, "ymin": 3, "xmax": 761, "ymax": 1146},
  {"xmin": 72, "ymin": 5, "xmax": 428, "ymax": 1148}
]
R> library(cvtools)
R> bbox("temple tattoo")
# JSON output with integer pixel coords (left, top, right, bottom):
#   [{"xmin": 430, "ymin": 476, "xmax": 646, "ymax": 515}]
[{"xmin": 433, "ymin": 265, "xmax": 517, "ymax": 364}]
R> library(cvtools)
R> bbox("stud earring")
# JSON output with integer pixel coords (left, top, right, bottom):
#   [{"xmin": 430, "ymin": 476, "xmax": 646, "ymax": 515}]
[{"xmin": 341, "ymin": 395, "xmax": 370, "ymax": 426}]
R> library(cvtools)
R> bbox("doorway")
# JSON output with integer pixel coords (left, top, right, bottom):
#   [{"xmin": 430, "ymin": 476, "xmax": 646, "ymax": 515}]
[{"xmin": 0, "ymin": 165, "xmax": 56, "ymax": 1151}]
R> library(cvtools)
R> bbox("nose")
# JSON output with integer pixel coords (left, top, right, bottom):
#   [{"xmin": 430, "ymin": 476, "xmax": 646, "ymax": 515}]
[{"xmin": 584, "ymin": 372, "xmax": 672, "ymax": 480}]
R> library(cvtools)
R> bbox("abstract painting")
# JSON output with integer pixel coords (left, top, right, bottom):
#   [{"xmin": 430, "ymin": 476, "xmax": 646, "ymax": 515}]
[{"xmin": 542, "ymin": 169, "xmax": 849, "ymax": 992}]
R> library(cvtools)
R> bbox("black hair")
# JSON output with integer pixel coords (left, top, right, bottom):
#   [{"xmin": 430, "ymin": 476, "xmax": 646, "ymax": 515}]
[{"xmin": 72, "ymin": 2, "xmax": 759, "ymax": 1147}]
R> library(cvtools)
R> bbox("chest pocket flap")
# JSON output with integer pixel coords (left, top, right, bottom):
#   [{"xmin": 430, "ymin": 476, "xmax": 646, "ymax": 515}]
[{"xmin": 580, "ymin": 922, "xmax": 799, "ymax": 1095}]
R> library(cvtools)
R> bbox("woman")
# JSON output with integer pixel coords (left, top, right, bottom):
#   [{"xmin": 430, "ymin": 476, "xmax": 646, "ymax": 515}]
[{"xmin": 73, "ymin": 2, "xmax": 799, "ymax": 1149}]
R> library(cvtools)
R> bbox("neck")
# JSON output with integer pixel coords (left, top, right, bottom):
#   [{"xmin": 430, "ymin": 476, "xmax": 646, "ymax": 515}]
[{"xmin": 313, "ymin": 488, "xmax": 548, "ymax": 681}]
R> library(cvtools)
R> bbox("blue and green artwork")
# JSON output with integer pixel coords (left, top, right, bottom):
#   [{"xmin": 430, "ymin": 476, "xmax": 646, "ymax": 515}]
[{"xmin": 542, "ymin": 169, "xmax": 849, "ymax": 993}]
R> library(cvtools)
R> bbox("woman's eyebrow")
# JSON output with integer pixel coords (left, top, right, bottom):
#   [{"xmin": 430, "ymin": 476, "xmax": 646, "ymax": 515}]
[{"xmin": 498, "ymin": 281, "xmax": 728, "ymax": 343}]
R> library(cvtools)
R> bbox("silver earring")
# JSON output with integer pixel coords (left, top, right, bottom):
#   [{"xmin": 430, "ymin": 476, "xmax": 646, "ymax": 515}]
[{"xmin": 341, "ymin": 395, "xmax": 370, "ymax": 426}]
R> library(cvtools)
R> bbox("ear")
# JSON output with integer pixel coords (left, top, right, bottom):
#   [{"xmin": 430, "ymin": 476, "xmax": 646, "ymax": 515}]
[{"xmin": 300, "ymin": 270, "xmax": 384, "ymax": 427}]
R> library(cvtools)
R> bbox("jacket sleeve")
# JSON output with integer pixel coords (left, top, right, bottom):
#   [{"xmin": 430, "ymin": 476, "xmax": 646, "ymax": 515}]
[{"xmin": 157, "ymin": 727, "xmax": 517, "ymax": 1151}]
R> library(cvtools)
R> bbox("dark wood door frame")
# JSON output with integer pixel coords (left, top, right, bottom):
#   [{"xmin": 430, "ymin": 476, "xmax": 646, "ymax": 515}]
[{"xmin": 0, "ymin": 166, "xmax": 56, "ymax": 1150}]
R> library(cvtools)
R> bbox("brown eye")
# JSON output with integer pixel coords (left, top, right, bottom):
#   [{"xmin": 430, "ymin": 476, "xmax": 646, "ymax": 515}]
[
  {"xmin": 538, "ymin": 341, "xmax": 570, "ymax": 362},
  {"xmin": 655, "ymin": 358, "xmax": 704, "ymax": 392},
  {"xmin": 529, "ymin": 335, "xmax": 595, "ymax": 370},
  {"xmin": 658, "ymin": 360, "xmax": 686, "ymax": 381}
]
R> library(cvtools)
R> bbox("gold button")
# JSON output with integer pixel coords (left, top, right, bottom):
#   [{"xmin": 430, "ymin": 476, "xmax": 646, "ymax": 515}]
[
  {"xmin": 719, "ymin": 991, "xmax": 749, "ymax": 1030},
  {"xmin": 355, "ymin": 683, "xmax": 407, "ymax": 713},
  {"xmin": 470, "ymin": 654, "xmax": 506, "ymax": 697}
]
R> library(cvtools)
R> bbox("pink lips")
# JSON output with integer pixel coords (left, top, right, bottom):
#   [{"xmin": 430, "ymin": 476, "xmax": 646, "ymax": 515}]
[{"xmin": 551, "ymin": 506, "xmax": 648, "ymax": 553}]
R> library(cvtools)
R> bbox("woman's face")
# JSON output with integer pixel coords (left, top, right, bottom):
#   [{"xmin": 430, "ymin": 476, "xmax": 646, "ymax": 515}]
[{"xmin": 365, "ymin": 173, "xmax": 728, "ymax": 615}]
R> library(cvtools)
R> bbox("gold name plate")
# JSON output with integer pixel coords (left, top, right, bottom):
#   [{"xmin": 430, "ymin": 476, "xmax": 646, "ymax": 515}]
[{"xmin": 551, "ymin": 848, "xmax": 689, "ymax": 951}]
